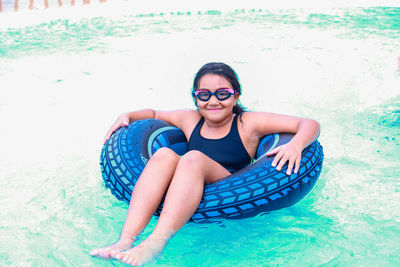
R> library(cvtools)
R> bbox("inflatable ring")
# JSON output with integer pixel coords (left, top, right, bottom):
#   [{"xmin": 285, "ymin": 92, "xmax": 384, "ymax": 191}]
[{"xmin": 100, "ymin": 119, "xmax": 323, "ymax": 221}]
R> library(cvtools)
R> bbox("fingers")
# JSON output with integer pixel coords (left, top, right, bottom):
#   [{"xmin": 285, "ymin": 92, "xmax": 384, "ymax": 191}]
[
  {"xmin": 270, "ymin": 148, "xmax": 282, "ymax": 168},
  {"xmin": 286, "ymin": 158, "xmax": 294, "ymax": 175},
  {"xmin": 267, "ymin": 142, "xmax": 304, "ymax": 175},
  {"xmin": 294, "ymin": 156, "xmax": 301, "ymax": 174},
  {"xmin": 269, "ymin": 147, "xmax": 302, "ymax": 175},
  {"xmin": 103, "ymin": 126, "xmax": 117, "ymax": 145},
  {"xmin": 121, "ymin": 117, "xmax": 130, "ymax": 127},
  {"xmin": 272, "ymin": 154, "xmax": 293, "ymax": 175},
  {"xmin": 275, "ymin": 153, "xmax": 288, "ymax": 172},
  {"xmin": 266, "ymin": 147, "xmax": 279, "ymax": 156},
  {"xmin": 103, "ymin": 119, "xmax": 130, "ymax": 145}
]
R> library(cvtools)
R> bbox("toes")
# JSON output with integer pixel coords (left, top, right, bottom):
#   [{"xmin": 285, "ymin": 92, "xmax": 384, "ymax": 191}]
[
  {"xmin": 99, "ymin": 252, "xmax": 109, "ymax": 258},
  {"xmin": 110, "ymin": 250, "xmax": 119, "ymax": 259},
  {"xmin": 98, "ymin": 248, "xmax": 112, "ymax": 258},
  {"xmin": 113, "ymin": 252, "xmax": 123, "ymax": 260},
  {"xmin": 122, "ymin": 253, "xmax": 133, "ymax": 264},
  {"xmin": 89, "ymin": 247, "xmax": 117, "ymax": 259},
  {"xmin": 122, "ymin": 254, "xmax": 130, "ymax": 262},
  {"xmin": 126, "ymin": 256, "xmax": 139, "ymax": 266},
  {"xmin": 89, "ymin": 249, "xmax": 98, "ymax": 256},
  {"xmin": 125, "ymin": 256, "xmax": 135, "ymax": 265},
  {"xmin": 115, "ymin": 251, "xmax": 140, "ymax": 266}
]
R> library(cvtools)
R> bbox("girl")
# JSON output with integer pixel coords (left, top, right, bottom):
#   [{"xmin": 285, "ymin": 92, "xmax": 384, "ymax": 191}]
[{"xmin": 90, "ymin": 62, "xmax": 320, "ymax": 266}]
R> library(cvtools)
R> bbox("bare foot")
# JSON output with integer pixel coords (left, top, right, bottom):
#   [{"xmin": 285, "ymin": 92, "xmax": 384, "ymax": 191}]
[
  {"xmin": 111, "ymin": 235, "xmax": 169, "ymax": 266},
  {"xmin": 89, "ymin": 237, "xmax": 136, "ymax": 259}
]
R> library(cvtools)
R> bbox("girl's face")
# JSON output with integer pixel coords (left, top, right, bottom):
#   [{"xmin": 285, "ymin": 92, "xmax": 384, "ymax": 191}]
[{"xmin": 195, "ymin": 74, "xmax": 239, "ymax": 122}]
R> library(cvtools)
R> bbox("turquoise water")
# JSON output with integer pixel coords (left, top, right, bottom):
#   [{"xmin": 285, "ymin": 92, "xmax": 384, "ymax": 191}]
[{"xmin": 1, "ymin": 4, "xmax": 400, "ymax": 266}]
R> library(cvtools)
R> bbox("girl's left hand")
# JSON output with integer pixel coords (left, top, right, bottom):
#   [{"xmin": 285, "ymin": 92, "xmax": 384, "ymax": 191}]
[{"xmin": 266, "ymin": 142, "xmax": 302, "ymax": 175}]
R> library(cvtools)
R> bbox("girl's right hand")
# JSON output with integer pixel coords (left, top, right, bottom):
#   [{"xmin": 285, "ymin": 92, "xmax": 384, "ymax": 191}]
[{"xmin": 103, "ymin": 113, "xmax": 131, "ymax": 144}]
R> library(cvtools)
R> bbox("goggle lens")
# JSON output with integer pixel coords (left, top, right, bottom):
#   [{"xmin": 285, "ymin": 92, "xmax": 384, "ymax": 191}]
[{"xmin": 193, "ymin": 89, "xmax": 236, "ymax": 101}]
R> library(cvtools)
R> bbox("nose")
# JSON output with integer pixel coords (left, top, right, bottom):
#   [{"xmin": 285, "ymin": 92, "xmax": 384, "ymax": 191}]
[{"xmin": 208, "ymin": 94, "xmax": 219, "ymax": 104}]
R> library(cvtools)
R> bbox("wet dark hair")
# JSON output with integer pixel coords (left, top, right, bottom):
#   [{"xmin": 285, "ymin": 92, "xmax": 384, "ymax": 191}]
[{"xmin": 192, "ymin": 62, "xmax": 246, "ymax": 118}]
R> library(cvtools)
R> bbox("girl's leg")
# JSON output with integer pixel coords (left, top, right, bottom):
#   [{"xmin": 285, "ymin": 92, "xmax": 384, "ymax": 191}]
[
  {"xmin": 89, "ymin": 148, "xmax": 180, "ymax": 259},
  {"xmin": 113, "ymin": 150, "xmax": 230, "ymax": 266}
]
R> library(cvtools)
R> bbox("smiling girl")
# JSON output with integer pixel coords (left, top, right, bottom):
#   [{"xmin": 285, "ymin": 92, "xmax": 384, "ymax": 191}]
[{"xmin": 90, "ymin": 62, "xmax": 320, "ymax": 266}]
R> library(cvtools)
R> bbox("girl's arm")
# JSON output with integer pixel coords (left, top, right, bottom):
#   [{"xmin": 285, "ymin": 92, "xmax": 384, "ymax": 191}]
[
  {"xmin": 103, "ymin": 109, "xmax": 155, "ymax": 144},
  {"xmin": 103, "ymin": 109, "xmax": 197, "ymax": 144},
  {"xmin": 248, "ymin": 112, "xmax": 320, "ymax": 175}
]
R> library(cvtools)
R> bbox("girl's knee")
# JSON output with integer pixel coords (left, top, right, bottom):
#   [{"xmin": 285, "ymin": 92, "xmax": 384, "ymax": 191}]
[
  {"xmin": 178, "ymin": 150, "xmax": 206, "ymax": 172},
  {"xmin": 151, "ymin": 147, "xmax": 180, "ymax": 165}
]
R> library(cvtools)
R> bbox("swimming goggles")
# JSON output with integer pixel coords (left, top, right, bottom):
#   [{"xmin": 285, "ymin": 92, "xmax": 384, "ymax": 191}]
[{"xmin": 192, "ymin": 88, "xmax": 237, "ymax": 101}]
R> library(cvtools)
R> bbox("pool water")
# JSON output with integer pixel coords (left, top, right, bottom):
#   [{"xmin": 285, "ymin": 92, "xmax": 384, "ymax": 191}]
[{"xmin": 1, "ymin": 3, "xmax": 399, "ymax": 266}]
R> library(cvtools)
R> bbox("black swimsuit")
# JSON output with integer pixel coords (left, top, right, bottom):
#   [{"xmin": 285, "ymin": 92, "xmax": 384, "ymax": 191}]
[{"xmin": 187, "ymin": 115, "xmax": 252, "ymax": 174}]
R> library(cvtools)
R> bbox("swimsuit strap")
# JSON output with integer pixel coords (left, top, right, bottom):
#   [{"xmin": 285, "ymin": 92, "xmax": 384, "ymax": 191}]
[{"xmin": 188, "ymin": 116, "xmax": 205, "ymax": 143}]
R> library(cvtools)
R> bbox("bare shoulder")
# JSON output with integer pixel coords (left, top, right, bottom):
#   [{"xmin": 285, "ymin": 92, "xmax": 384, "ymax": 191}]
[
  {"xmin": 242, "ymin": 111, "xmax": 287, "ymax": 121},
  {"xmin": 239, "ymin": 112, "xmax": 268, "ymax": 137},
  {"xmin": 240, "ymin": 111, "xmax": 303, "ymax": 136},
  {"xmin": 240, "ymin": 111, "xmax": 275, "ymax": 129},
  {"xmin": 155, "ymin": 109, "xmax": 201, "ymax": 135}
]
